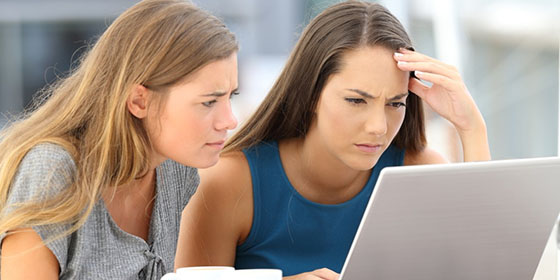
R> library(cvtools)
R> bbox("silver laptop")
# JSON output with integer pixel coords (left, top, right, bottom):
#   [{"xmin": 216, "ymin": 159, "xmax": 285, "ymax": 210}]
[{"xmin": 340, "ymin": 157, "xmax": 560, "ymax": 280}]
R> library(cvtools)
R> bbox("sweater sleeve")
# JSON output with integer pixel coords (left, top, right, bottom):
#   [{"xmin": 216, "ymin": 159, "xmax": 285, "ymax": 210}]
[{"xmin": 0, "ymin": 143, "xmax": 77, "ymax": 273}]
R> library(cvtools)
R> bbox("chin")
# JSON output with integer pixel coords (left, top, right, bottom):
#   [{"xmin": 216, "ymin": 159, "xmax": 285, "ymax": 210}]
[
  {"xmin": 346, "ymin": 156, "xmax": 382, "ymax": 171},
  {"xmin": 196, "ymin": 160, "xmax": 220, "ymax": 169},
  {"xmin": 171, "ymin": 153, "xmax": 220, "ymax": 169},
  {"xmin": 192, "ymin": 155, "xmax": 221, "ymax": 169}
]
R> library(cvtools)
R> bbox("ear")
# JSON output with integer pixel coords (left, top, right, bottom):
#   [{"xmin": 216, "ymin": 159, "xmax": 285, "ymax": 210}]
[{"xmin": 127, "ymin": 84, "xmax": 150, "ymax": 119}]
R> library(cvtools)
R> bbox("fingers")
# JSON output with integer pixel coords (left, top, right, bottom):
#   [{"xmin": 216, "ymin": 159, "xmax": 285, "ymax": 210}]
[
  {"xmin": 282, "ymin": 274, "xmax": 327, "ymax": 280},
  {"xmin": 397, "ymin": 48, "xmax": 458, "ymax": 72},
  {"xmin": 394, "ymin": 48, "xmax": 485, "ymax": 136},
  {"xmin": 412, "ymin": 71, "xmax": 459, "ymax": 93},
  {"xmin": 394, "ymin": 50, "xmax": 462, "ymax": 89},
  {"xmin": 398, "ymin": 61, "xmax": 461, "ymax": 81},
  {"xmin": 408, "ymin": 77, "xmax": 429, "ymax": 99},
  {"xmin": 283, "ymin": 268, "xmax": 340, "ymax": 280},
  {"xmin": 312, "ymin": 268, "xmax": 340, "ymax": 280}
]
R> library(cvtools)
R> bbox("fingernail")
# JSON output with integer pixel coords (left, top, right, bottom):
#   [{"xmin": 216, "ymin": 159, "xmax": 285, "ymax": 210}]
[
  {"xmin": 415, "ymin": 70, "xmax": 424, "ymax": 76},
  {"xmin": 397, "ymin": 61, "xmax": 407, "ymax": 65},
  {"xmin": 394, "ymin": 52, "xmax": 404, "ymax": 57}
]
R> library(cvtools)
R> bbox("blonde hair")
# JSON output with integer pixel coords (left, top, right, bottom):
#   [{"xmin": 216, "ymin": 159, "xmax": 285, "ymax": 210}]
[{"xmin": 0, "ymin": 0, "xmax": 237, "ymax": 241}]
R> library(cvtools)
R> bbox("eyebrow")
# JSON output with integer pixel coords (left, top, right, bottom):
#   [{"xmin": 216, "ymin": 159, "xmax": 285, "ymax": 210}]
[
  {"xmin": 202, "ymin": 88, "xmax": 239, "ymax": 97},
  {"xmin": 346, "ymin": 89, "xmax": 408, "ymax": 100}
]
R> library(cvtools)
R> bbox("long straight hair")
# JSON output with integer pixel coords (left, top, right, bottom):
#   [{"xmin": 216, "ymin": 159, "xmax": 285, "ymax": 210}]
[
  {"xmin": 0, "ymin": 0, "xmax": 237, "ymax": 240},
  {"xmin": 224, "ymin": 1, "xmax": 425, "ymax": 153}
]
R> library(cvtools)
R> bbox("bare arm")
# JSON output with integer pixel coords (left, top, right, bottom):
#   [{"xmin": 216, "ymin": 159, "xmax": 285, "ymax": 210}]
[
  {"xmin": 175, "ymin": 152, "xmax": 253, "ymax": 268},
  {"xmin": 175, "ymin": 152, "xmax": 340, "ymax": 280},
  {"xmin": 1, "ymin": 229, "xmax": 59, "ymax": 279},
  {"xmin": 456, "ymin": 122, "xmax": 490, "ymax": 162}
]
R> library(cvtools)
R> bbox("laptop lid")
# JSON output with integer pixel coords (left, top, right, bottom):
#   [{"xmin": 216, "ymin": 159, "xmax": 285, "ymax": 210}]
[{"xmin": 340, "ymin": 157, "xmax": 560, "ymax": 280}]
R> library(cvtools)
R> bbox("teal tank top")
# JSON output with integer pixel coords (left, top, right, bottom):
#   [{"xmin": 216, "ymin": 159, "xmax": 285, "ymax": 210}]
[{"xmin": 235, "ymin": 141, "xmax": 405, "ymax": 276}]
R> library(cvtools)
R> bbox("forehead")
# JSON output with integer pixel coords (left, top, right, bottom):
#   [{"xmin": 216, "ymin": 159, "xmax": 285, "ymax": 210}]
[
  {"xmin": 176, "ymin": 54, "xmax": 238, "ymax": 88},
  {"xmin": 330, "ymin": 46, "xmax": 409, "ymax": 95}
]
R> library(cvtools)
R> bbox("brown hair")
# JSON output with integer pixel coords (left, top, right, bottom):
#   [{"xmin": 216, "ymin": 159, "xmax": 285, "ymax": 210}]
[
  {"xmin": 224, "ymin": 0, "xmax": 425, "ymax": 153},
  {"xmin": 0, "ymin": 0, "xmax": 237, "ymax": 241}
]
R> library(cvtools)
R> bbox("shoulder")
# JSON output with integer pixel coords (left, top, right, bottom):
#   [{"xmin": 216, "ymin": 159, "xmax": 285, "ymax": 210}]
[
  {"xmin": 198, "ymin": 151, "xmax": 251, "ymax": 196},
  {"xmin": 20, "ymin": 143, "xmax": 76, "ymax": 173},
  {"xmin": 9, "ymin": 143, "xmax": 76, "ymax": 203},
  {"xmin": 186, "ymin": 150, "xmax": 253, "ymax": 238},
  {"xmin": 404, "ymin": 147, "xmax": 448, "ymax": 166},
  {"xmin": 190, "ymin": 150, "xmax": 253, "ymax": 223},
  {"xmin": 175, "ymin": 151, "xmax": 252, "ymax": 267}
]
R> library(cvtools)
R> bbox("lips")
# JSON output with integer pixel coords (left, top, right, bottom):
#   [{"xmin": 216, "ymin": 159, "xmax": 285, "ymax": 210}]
[
  {"xmin": 355, "ymin": 143, "xmax": 383, "ymax": 153},
  {"xmin": 206, "ymin": 140, "xmax": 226, "ymax": 149}
]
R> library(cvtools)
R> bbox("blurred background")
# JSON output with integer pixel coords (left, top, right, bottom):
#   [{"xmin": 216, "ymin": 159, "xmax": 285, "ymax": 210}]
[
  {"xmin": 0, "ymin": 0, "xmax": 559, "ymax": 277},
  {"xmin": 0, "ymin": 0, "xmax": 558, "ymax": 161}
]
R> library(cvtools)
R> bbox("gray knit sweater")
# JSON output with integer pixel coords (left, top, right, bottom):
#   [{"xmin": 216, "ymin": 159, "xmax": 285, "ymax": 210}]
[{"xmin": 0, "ymin": 143, "xmax": 199, "ymax": 279}]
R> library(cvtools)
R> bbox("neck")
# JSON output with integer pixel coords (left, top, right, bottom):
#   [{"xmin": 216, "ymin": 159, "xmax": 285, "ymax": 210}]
[
  {"xmin": 101, "ymin": 167, "xmax": 156, "ymax": 242},
  {"xmin": 279, "ymin": 137, "xmax": 370, "ymax": 205},
  {"xmin": 103, "ymin": 168, "xmax": 156, "ymax": 204}
]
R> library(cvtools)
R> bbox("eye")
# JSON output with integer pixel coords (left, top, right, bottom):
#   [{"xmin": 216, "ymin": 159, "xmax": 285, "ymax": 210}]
[
  {"xmin": 202, "ymin": 100, "xmax": 217, "ymax": 107},
  {"xmin": 388, "ymin": 102, "xmax": 406, "ymax": 108},
  {"xmin": 230, "ymin": 91, "xmax": 240, "ymax": 99},
  {"xmin": 345, "ymin": 97, "xmax": 366, "ymax": 105}
]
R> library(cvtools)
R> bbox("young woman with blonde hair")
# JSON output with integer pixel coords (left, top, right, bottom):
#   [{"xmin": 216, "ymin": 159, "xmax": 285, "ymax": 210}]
[
  {"xmin": 175, "ymin": 1, "xmax": 490, "ymax": 279},
  {"xmin": 0, "ymin": 0, "xmax": 239, "ymax": 278}
]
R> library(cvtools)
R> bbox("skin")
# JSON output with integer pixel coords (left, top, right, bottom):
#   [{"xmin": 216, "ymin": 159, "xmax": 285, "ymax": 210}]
[
  {"xmin": 175, "ymin": 46, "xmax": 490, "ymax": 280},
  {"xmin": 1, "ymin": 53, "xmax": 239, "ymax": 279}
]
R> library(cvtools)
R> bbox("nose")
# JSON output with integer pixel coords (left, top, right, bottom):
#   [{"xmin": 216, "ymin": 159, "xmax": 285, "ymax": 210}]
[
  {"xmin": 364, "ymin": 108, "xmax": 387, "ymax": 136},
  {"xmin": 215, "ymin": 100, "xmax": 238, "ymax": 131}
]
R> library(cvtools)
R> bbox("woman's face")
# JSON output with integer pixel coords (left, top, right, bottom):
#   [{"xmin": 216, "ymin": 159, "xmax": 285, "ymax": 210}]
[
  {"xmin": 146, "ymin": 53, "xmax": 238, "ymax": 168},
  {"xmin": 309, "ymin": 46, "xmax": 409, "ymax": 170}
]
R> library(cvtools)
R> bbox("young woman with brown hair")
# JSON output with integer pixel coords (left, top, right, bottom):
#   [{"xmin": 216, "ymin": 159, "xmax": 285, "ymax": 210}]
[{"xmin": 176, "ymin": 1, "xmax": 490, "ymax": 279}]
